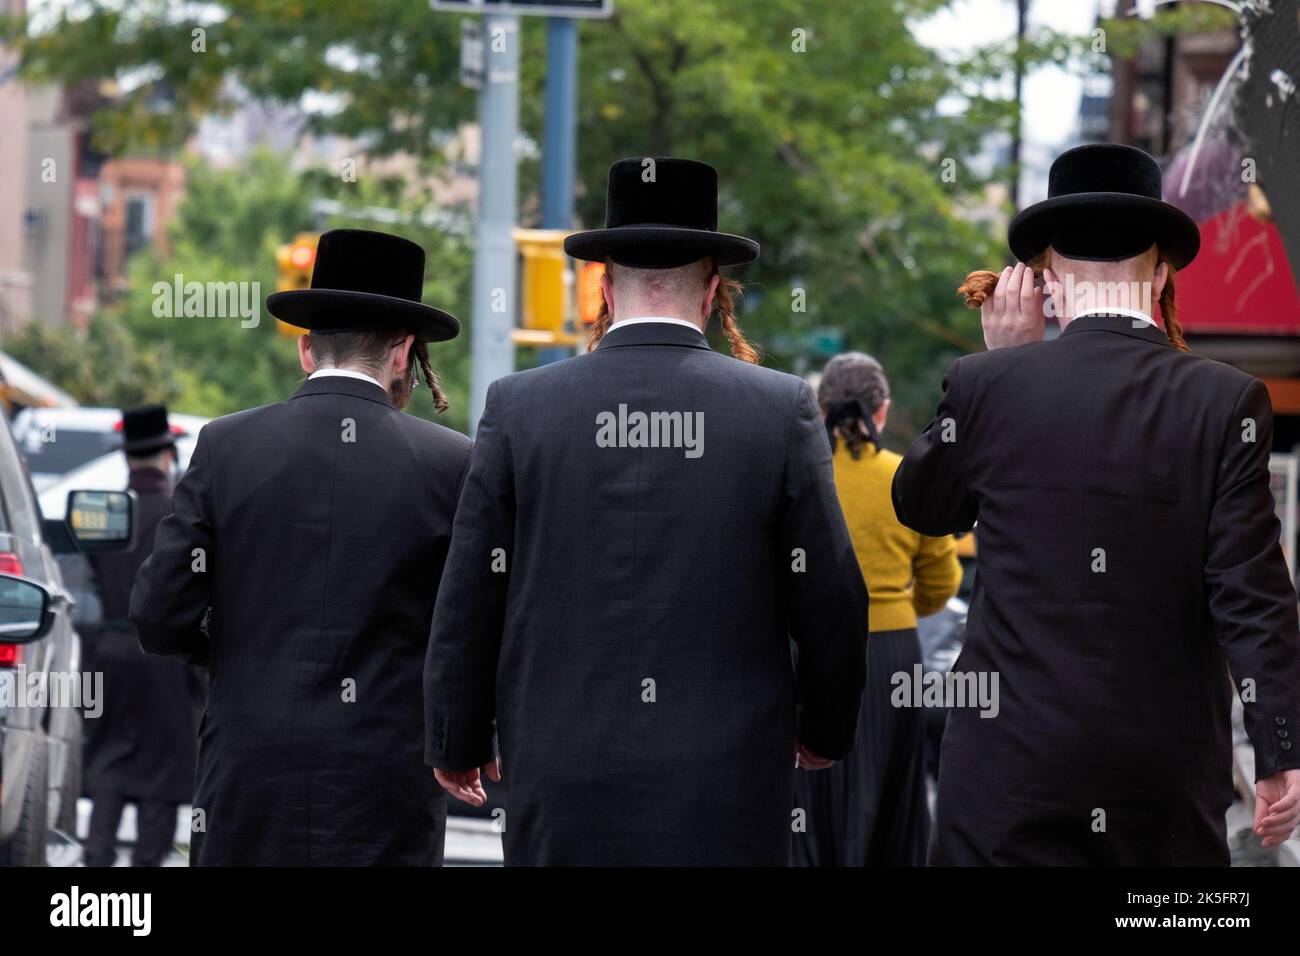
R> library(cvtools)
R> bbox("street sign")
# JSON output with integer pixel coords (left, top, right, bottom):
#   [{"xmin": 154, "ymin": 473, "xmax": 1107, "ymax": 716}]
[
  {"xmin": 459, "ymin": 19, "xmax": 484, "ymax": 89},
  {"xmin": 805, "ymin": 328, "xmax": 845, "ymax": 359},
  {"xmin": 432, "ymin": 0, "xmax": 612, "ymax": 18}
]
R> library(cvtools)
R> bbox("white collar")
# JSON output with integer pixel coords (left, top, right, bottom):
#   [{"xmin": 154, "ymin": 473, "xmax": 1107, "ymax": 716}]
[
  {"xmin": 609, "ymin": 316, "xmax": 705, "ymax": 335},
  {"xmin": 308, "ymin": 368, "xmax": 386, "ymax": 390},
  {"xmin": 1073, "ymin": 306, "xmax": 1156, "ymax": 328}
]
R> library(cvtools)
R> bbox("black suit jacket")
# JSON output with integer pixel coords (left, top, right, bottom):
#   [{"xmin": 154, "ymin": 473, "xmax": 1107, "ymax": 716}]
[
  {"xmin": 83, "ymin": 468, "xmax": 200, "ymax": 804},
  {"xmin": 424, "ymin": 321, "xmax": 869, "ymax": 865},
  {"xmin": 131, "ymin": 375, "xmax": 471, "ymax": 865},
  {"xmin": 893, "ymin": 314, "xmax": 1300, "ymax": 865}
]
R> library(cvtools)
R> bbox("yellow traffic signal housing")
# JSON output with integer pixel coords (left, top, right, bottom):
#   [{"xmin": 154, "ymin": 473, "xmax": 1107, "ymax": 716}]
[
  {"xmin": 514, "ymin": 228, "xmax": 569, "ymax": 335},
  {"xmin": 275, "ymin": 232, "xmax": 320, "ymax": 336}
]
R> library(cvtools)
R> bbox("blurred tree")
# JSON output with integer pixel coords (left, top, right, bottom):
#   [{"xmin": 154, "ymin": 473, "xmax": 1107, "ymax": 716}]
[
  {"xmin": 8, "ymin": 151, "xmax": 474, "ymax": 430},
  {"xmin": 4, "ymin": 312, "xmax": 181, "ymax": 409},
  {"xmin": 0, "ymin": 0, "xmax": 1230, "ymax": 436}
]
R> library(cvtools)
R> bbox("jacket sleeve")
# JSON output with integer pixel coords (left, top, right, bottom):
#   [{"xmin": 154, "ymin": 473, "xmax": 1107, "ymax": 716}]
[
  {"xmin": 892, "ymin": 357, "xmax": 979, "ymax": 537},
  {"xmin": 912, "ymin": 532, "xmax": 962, "ymax": 619},
  {"xmin": 424, "ymin": 379, "xmax": 514, "ymax": 771},
  {"xmin": 780, "ymin": 381, "xmax": 869, "ymax": 761},
  {"xmin": 1206, "ymin": 378, "xmax": 1300, "ymax": 779},
  {"xmin": 129, "ymin": 425, "xmax": 215, "ymax": 666}
]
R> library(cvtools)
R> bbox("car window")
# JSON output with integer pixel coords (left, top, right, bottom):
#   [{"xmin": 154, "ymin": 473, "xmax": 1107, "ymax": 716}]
[
  {"xmin": 17, "ymin": 427, "xmax": 121, "ymax": 476},
  {"xmin": 0, "ymin": 416, "xmax": 37, "ymax": 540}
]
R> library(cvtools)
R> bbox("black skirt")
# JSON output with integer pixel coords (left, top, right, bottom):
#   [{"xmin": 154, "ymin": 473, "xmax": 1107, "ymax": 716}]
[{"xmin": 793, "ymin": 627, "xmax": 930, "ymax": 866}]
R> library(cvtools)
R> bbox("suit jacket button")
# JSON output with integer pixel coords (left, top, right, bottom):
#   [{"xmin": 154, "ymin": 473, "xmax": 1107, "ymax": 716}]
[
  {"xmin": 1281, "ymin": 740, "xmax": 1293, "ymax": 751},
  {"xmin": 1280, "ymin": 730, "xmax": 1290, "ymax": 739},
  {"xmin": 1276, "ymin": 717, "xmax": 1288, "ymax": 726}
]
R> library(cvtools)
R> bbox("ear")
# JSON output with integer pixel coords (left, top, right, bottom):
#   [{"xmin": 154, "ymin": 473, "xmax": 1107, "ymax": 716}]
[
  {"xmin": 1153, "ymin": 257, "xmax": 1169, "ymax": 304},
  {"xmin": 874, "ymin": 398, "xmax": 890, "ymax": 432},
  {"xmin": 702, "ymin": 272, "xmax": 721, "ymax": 321},
  {"xmin": 297, "ymin": 334, "xmax": 316, "ymax": 374},
  {"xmin": 601, "ymin": 270, "xmax": 615, "ymax": 320},
  {"xmin": 393, "ymin": 332, "xmax": 416, "ymax": 375}
]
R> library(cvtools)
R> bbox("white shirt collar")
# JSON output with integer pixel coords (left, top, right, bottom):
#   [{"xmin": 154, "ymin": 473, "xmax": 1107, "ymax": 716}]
[
  {"xmin": 308, "ymin": 367, "xmax": 386, "ymax": 390},
  {"xmin": 609, "ymin": 316, "xmax": 706, "ymax": 335},
  {"xmin": 1074, "ymin": 306, "xmax": 1156, "ymax": 328}
]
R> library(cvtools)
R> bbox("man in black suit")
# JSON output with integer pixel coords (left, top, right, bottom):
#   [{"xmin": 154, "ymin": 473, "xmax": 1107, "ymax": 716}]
[
  {"xmin": 82, "ymin": 405, "xmax": 201, "ymax": 866},
  {"xmin": 131, "ymin": 229, "xmax": 470, "ymax": 865},
  {"xmin": 894, "ymin": 144, "xmax": 1300, "ymax": 864},
  {"xmin": 424, "ymin": 158, "xmax": 869, "ymax": 865}
]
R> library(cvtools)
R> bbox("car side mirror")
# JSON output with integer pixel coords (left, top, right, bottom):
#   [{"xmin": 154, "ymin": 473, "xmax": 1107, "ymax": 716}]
[
  {"xmin": 0, "ymin": 574, "xmax": 54, "ymax": 643},
  {"xmin": 64, "ymin": 490, "xmax": 134, "ymax": 554},
  {"xmin": 43, "ymin": 517, "xmax": 79, "ymax": 555}
]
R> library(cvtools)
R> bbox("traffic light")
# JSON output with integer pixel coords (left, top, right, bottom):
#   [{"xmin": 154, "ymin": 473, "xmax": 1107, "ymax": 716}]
[
  {"xmin": 275, "ymin": 233, "xmax": 320, "ymax": 336},
  {"xmin": 514, "ymin": 229, "xmax": 568, "ymax": 335}
]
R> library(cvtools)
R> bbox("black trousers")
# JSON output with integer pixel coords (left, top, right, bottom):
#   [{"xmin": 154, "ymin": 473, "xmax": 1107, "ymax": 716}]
[
  {"xmin": 793, "ymin": 628, "xmax": 931, "ymax": 866},
  {"xmin": 84, "ymin": 793, "xmax": 178, "ymax": 867}
]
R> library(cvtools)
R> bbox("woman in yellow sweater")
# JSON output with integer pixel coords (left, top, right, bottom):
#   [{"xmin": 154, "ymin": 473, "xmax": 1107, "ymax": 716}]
[{"xmin": 793, "ymin": 352, "xmax": 962, "ymax": 867}]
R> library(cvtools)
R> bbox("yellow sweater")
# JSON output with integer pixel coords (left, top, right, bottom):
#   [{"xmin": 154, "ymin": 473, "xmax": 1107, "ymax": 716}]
[{"xmin": 831, "ymin": 443, "xmax": 963, "ymax": 633}]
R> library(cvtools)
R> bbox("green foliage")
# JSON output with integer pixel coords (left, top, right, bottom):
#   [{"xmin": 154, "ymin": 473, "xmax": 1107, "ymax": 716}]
[
  {"xmin": 523, "ymin": 0, "xmax": 1012, "ymax": 435},
  {"xmin": 0, "ymin": 0, "xmax": 1242, "ymax": 437},
  {"xmin": 5, "ymin": 312, "xmax": 181, "ymax": 409},
  {"xmin": 1, "ymin": 1, "xmax": 475, "ymax": 161},
  {"xmin": 9, "ymin": 151, "xmax": 474, "ymax": 431}
]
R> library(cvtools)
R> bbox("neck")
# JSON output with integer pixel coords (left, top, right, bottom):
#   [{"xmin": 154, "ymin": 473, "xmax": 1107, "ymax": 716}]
[
  {"xmin": 613, "ymin": 310, "xmax": 705, "ymax": 331},
  {"xmin": 318, "ymin": 363, "xmax": 391, "ymax": 387},
  {"xmin": 1054, "ymin": 274, "xmax": 1154, "ymax": 326}
]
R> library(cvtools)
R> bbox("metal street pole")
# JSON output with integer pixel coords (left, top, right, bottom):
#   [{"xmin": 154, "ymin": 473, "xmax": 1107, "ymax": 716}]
[
  {"xmin": 541, "ymin": 16, "xmax": 578, "ymax": 229},
  {"xmin": 538, "ymin": 15, "xmax": 579, "ymax": 366},
  {"xmin": 469, "ymin": 13, "xmax": 521, "ymax": 434},
  {"xmin": 1010, "ymin": 0, "xmax": 1029, "ymax": 210}
]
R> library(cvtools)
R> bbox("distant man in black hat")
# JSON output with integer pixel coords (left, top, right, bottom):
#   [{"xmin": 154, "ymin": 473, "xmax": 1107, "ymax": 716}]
[
  {"xmin": 131, "ymin": 229, "xmax": 469, "ymax": 865},
  {"xmin": 425, "ymin": 157, "xmax": 868, "ymax": 865},
  {"xmin": 82, "ymin": 404, "xmax": 201, "ymax": 867},
  {"xmin": 894, "ymin": 143, "xmax": 1300, "ymax": 864}
]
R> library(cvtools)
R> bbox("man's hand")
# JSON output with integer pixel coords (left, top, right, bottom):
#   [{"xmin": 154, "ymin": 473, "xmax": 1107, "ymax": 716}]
[
  {"xmin": 981, "ymin": 262, "xmax": 1051, "ymax": 350},
  {"xmin": 434, "ymin": 757, "xmax": 503, "ymax": 807},
  {"xmin": 795, "ymin": 742, "xmax": 834, "ymax": 770},
  {"xmin": 1254, "ymin": 768, "xmax": 1300, "ymax": 848}
]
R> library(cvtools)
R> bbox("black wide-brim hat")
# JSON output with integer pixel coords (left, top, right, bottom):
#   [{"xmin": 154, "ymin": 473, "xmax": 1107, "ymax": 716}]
[
  {"xmin": 120, "ymin": 403, "xmax": 176, "ymax": 455},
  {"xmin": 266, "ymin": 229, "xmax": 460, "ymax": 342},
  {"xmin": 565, "ymin": 157, "xmax": 759, "ymax": 269},
  {"xmin": 1008, "ymin": 143, "xmax": 1200, "ymax": 269}
]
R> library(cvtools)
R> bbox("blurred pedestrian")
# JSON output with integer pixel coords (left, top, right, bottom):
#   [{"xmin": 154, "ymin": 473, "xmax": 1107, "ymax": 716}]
[
  {"xmin": 793, "ymin": 353, "xmax": 961, "ymax": 867},
  {"xmin": 82, "ymin": 404, "xmax": 202, "ymax": 867},
  {"xmin": 425, "ymin": 157, "xmax": 868, "ymax": 865},
  {"xmin": 131, "ymin": 229, "xmax": 469, "ymax": 865},
  {"xmin": 897, "ymin": 144, "xmax": 1300, "ymax": 864}
]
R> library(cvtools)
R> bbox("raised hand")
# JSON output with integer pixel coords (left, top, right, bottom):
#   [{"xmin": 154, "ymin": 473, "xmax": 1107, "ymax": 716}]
[{"xmin": 981, "ymin": 262, "xmax": 1051, "ymax": 350}]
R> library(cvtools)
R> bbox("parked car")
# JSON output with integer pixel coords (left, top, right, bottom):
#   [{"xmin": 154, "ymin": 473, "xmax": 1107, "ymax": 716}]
[
  {"xmin": 0, "ymin": 401, "xmax": 133, "ymax": 866},
  {"xmin": 38, "ymin": 433, "xmax": 200, "ymax": 525},
  {"xmin": 11, "ymin": 407, "xmax": 208, "ymax": 493}
]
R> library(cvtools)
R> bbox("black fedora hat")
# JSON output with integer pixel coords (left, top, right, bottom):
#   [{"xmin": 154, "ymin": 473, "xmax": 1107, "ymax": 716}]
[
  {"xmin": 565, "ymin": 157, "xmax": 759, "ymax": 269},
  {"xmin": 120, "ymin": 404, "xmax": 176, "ymax": 455},
  {"xmin": 266, "ymin": 229, "xmax": 460, "ymax": 342},
  {"xmin": 1008, "ymin": 143, "xmax": 1200, "ymax": 269}
]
